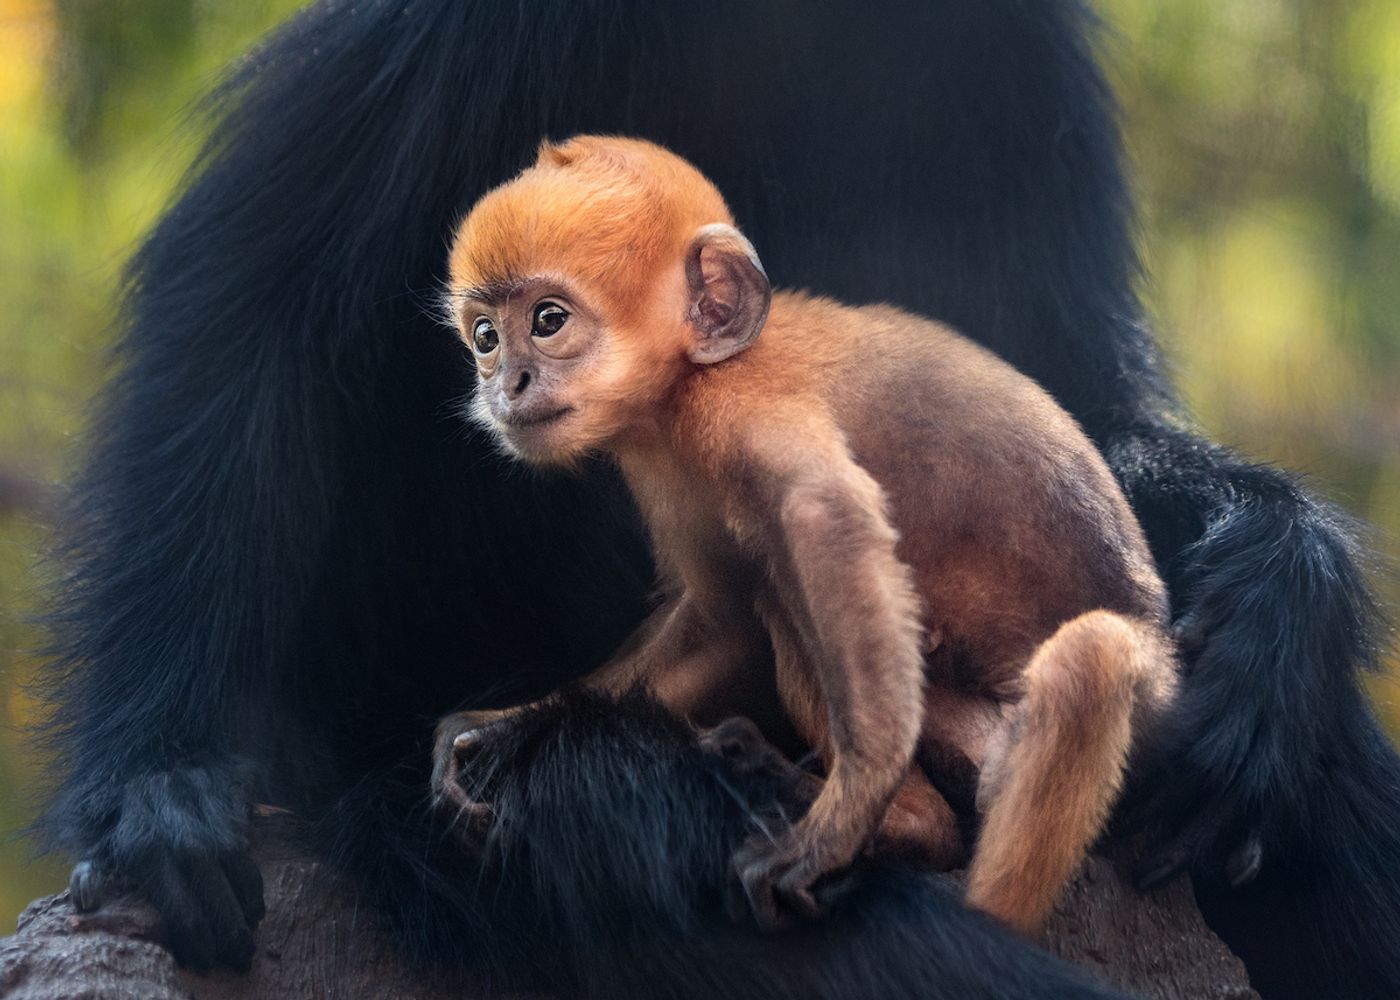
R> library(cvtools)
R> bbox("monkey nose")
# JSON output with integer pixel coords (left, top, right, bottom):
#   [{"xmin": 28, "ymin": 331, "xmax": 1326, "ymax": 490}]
[{"xmin": 508, "ymin": 369, "xmax": 532, "ymax": 399}]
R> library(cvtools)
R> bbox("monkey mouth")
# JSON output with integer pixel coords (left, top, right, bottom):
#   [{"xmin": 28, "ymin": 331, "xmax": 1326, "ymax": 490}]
[{"xmin": 504, "ymin": 406, "xmax": 573, "ymax": 429}]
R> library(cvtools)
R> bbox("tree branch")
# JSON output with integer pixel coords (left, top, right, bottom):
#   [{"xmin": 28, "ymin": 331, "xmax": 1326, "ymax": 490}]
[{"xmin": 0, "ymin": 816, "xmax": 1254, "ymax": 999}]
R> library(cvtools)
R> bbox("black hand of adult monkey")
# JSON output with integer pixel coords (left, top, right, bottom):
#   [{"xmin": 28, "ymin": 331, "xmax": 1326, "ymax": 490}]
[
  {"xmin": 432, "ymin": 710, "xmax": 507, "ymax": 844},
  {"xmin": 439, "ymin": 136, "xmax": 1178, "ymax": 935},
  {"xmin": 1128, "ymin": 609, "xmax": 1266, "ymax": 889},
  {"xmin": 56, "ymin": 763, "xmax": 265, "ymax": 972}
]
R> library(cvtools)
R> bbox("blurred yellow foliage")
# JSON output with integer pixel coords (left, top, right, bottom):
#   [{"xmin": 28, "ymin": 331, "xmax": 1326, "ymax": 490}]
[{"xmin": 0, "ymin": 2, "xmax": 53, "ymax": 114}]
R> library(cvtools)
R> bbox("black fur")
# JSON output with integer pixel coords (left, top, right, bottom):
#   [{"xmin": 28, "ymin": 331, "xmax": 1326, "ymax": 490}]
[
  {"xmin": 36, "ymin": 0, "xmax": 1398, "ymax": 996},
  {"xmin": 1107, "ymin": 427, "xmax": 1399, "ymax": 999},
  {"xmin": 323, "ymin": 691, "xmax": 1128, "ymax": 999}
]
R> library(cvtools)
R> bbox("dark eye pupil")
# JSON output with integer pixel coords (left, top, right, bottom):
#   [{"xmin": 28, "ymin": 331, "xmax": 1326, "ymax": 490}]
[
  {"xmin": 533, "ymin": 303, "xmax": 568, "ymax": 337},
  {"xmin": 473, "ymin": 322, "xmax": 497, "ymax": 354}
]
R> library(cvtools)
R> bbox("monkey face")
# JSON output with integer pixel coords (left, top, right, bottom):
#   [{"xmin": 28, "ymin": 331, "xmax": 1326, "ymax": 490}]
[
  {"xmin": 445, "ymin": 135, "xmax": 770, "ymax": 467},
  {"xmin": 459, "ymin": 274, "xmax": 680, "ymax": 466}
]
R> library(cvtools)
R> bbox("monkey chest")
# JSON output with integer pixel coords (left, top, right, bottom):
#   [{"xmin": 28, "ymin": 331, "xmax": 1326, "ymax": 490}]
[{"xmin": 632, "ymin": 475, "xmax": 763, "ymax": 607}]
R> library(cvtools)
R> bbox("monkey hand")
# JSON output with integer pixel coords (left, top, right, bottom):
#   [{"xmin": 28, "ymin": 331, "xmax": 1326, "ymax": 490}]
[
  {"xmin": 430, "ymin": 708, "xmax": 514, "ymax": 843},
  {"xmin": 1128, "ymin": 610, "xmax": 1267, "ymax": 892},
  {"xmin": 60, "ymin": 759, "xmax": 265, "ymax": 972}
]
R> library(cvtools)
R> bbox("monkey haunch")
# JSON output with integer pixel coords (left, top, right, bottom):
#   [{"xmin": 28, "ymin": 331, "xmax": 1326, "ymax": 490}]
[{"xmin": 434, "ymin": 136, "xmax": 1179, "ymax": 935}]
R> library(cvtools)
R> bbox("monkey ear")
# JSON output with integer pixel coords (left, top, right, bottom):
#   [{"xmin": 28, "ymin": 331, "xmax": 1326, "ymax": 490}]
[{"xmin": 684, "ymin": 224, "xmax": 772, "ymax": 365}]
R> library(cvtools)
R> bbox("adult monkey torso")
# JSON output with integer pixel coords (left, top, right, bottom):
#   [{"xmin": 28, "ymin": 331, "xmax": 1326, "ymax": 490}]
[{"xmin": 433, "ymin": 136, "xmax": 1178, "ymax": 935}]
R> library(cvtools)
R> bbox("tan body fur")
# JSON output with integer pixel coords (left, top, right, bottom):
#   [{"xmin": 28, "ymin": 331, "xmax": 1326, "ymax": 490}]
[{"xmin": 432, "ymin": 135, "xmax": 1179, "ymax": 935}]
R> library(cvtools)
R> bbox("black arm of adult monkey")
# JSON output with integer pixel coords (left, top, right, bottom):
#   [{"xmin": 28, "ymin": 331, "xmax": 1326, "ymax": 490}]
[{"xmin": 1103, "ymin": 422, "xmax": 1399, "ymax": 1000}]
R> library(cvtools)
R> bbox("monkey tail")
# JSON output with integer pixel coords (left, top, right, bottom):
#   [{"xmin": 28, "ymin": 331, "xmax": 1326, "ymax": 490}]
[
  {"xmin": 319, "ymin": 691, "xmax": 1131, "ymax": 1000},
  {"xmin": 967, "ymin": 610, "xmax": 1174, "ymax": 934}
]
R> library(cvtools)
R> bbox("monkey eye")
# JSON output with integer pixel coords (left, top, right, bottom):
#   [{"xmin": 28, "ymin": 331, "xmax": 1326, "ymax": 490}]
[
  {"xmin": 471, "ymin": 317, "xmax": 499, "ymax": 356},
  {"xmin": 531, "ymin": 302, "xmax": 569, "ymax": 338}
]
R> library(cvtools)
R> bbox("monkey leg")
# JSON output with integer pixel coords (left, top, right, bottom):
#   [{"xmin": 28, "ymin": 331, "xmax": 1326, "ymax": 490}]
[
  {"xmin": 701, "ymin": 717, "xmax": 965, "ymax": 870},
  {"xmin": 965, "ymin": 610, "xmax": 1175, "ymax": 935},
  {"xmin": 873, "ymin": 769, "xmax": 967, "ymax": 869},
  {"xmin": 728, "ymin": 583, "xmax": 932, "ymax": 927}
]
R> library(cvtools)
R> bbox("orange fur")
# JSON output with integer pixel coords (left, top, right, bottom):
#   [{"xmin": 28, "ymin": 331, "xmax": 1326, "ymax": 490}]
[
  {"xmin": 967, "ymin": 611, "xmax": 1173, "ymax": 933},
  {"xmin": 435, "ymin": 135, "xmax": 1179, "ymax": 934}
]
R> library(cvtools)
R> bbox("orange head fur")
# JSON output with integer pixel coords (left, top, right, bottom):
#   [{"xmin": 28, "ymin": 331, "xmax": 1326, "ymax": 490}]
[{"xmin": 447, "ymin": 136, "xmax": 768, "ymax": 466}]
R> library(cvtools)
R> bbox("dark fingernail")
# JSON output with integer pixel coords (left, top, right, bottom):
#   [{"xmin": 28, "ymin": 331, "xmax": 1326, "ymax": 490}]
[
  {"xmin": 69, "ymin": 860, "xmax": 103, "ymax": 912},
  {"xmin": 1226, "ymin": 836, "xmax": 1263, "ymax": 886}
]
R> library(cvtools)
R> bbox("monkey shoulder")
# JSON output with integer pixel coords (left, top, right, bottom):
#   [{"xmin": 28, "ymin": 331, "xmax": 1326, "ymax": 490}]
[{"xmin": 682, "ymin": 294, "xmax": 1126, "ymax": 539}]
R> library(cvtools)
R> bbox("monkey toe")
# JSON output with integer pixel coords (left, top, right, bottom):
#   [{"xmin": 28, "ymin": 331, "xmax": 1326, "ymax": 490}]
[
  {"xmin": 727, "ymin": 836, "xmax": 828, "ymax": 931},
  {"xmin": 728, "ymin": 857, "xmax": 790, "ymax": 931},
  {"xmin": 222, "ymin": 851, "xmax": 267, "ymax": 927},
  {"xmin": 774, "ymin": 868, "xmax": 824, "ymax": 922}
]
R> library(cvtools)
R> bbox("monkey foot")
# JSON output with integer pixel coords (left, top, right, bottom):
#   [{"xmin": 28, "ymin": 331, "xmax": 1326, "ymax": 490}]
[
  {"xmin": 430, "ymin": 710, "xmax": 511, "ymax": 842},
  {"xmin": 726, "ymin": 831, "xmax": 837, "ymax": 931}
]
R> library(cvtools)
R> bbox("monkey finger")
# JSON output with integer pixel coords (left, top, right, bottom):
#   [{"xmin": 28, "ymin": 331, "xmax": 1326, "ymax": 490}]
[
  {"xmin": 429, "ymin": 711, "xmax": 505, "ymax": 798},
  {"xmin": 700, "ymin": 717, "xmax": 809, "ymax": 788},
  {"xmin": 434, "ymin": 776, "xmax": 496, "ymax": 840},
  {"xmin": 183, "ymin": 855, "xmax": 257, "ymax": 972},
  {"xmin": 1133, "ymin": 825, "xmax": 1201, "ymax": 889},
  {"xmin": 1132, "ymin": 844, "xmax": 1192, "ymax": 892},
  {"xmin": 1133, "ymin": 801, "xmax": 1231, "ymax": 890},
  {"xmin": 1170, "ymin": 610, "xmax": 1211, "ymax": 659},
  {"xmin": 811, "ymin": 870, "xmax": 858, "ymax": 913},
  {"xmin": 431, "ymin": 718, "xmax": 511, "ymax": 848},
  {"xmin": 145, "ymin": 854, "xmax": 222, "ymax": 972},
  {"xmin": 68, "ymin": 859, "xmax": 109, "ymax": 912},
  {"xmin": 454, "ymin": 801, "xmax": 498, "ymax": 842},
  {"xmin": 220, "ymin": 851, "xmax": 266, "ymax": 928},
  {"xmin": 741, "ymin": 874, "xmax": 791, "ymax": 933},
  {"xmin": 432, "ymin": 768, "xmax": 470, "ymax": 811}
]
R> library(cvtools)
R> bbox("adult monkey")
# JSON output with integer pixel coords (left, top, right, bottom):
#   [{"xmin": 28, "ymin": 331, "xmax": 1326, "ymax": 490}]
[{"xmin": 38, "ymin": 1, "xmax": 1396, "ymax": 999}]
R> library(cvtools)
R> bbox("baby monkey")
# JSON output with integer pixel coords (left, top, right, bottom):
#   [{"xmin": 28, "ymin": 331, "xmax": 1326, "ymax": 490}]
[{"xmin": 434, "ymin": 135, "xmax": 1177, "ymax": 935}]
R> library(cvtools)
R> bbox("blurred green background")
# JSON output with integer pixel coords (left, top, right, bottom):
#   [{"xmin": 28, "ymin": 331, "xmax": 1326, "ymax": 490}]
[{"xmin": 1, "ymin": 0, "xmax": 1396, "ymax": 929}]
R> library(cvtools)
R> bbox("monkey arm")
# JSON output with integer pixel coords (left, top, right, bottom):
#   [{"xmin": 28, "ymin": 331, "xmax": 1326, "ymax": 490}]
[
  {"xmin": 577, "ymin": 594, "xmax": 766, "ymax": 712},
  {"xmin": 433, "ymin": 594, "xmax": 770, "ymax": 821},
  {"xmin": 727, "ymin": 437, "xmax": 927, "ymax": 927},
  {"xmin": 442, "ymin": 591, "xmax": 760, "ymax": 724}
]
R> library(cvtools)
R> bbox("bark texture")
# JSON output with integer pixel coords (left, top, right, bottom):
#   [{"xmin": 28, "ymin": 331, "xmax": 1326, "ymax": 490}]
[{"xmin": 0, "ymin": 821, "xmax": 1254, "ymax": 1000}]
